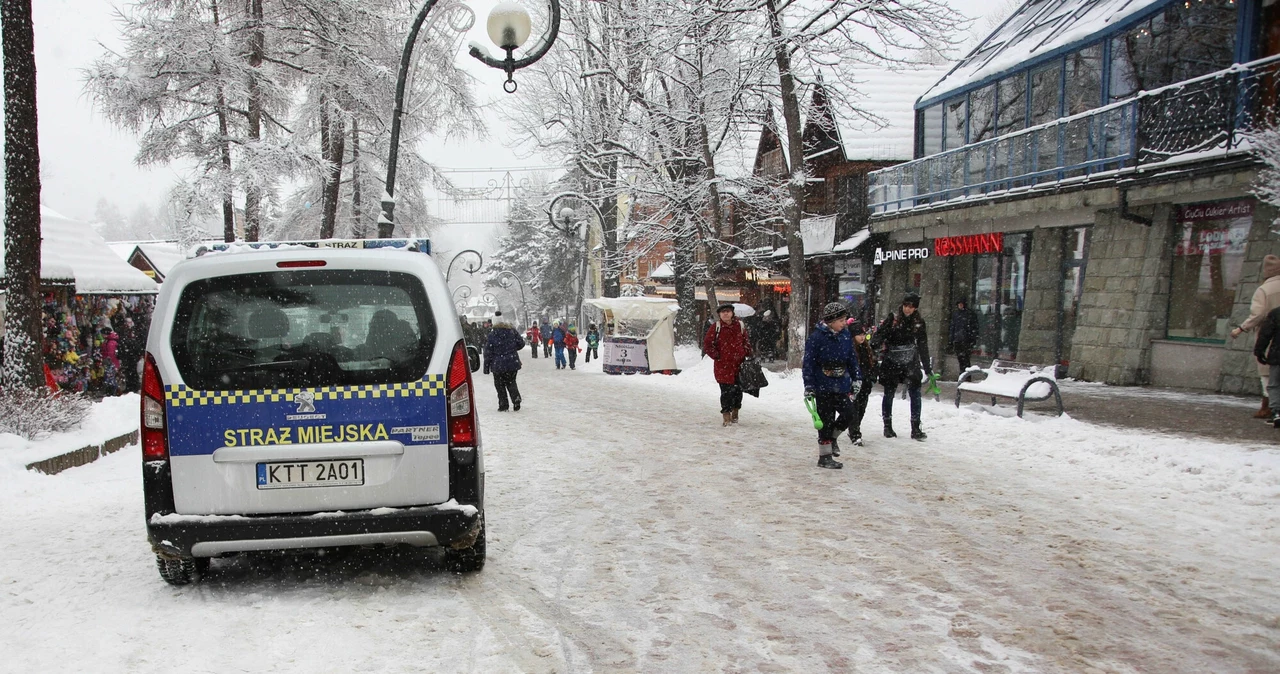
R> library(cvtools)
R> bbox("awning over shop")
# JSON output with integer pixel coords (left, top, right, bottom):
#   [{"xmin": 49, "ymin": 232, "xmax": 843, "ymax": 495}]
[
  {"xmin": 1, "ymin": 207, "xmax": 157, "ymax": 294},
  {"xmin": 652, "ymin": 286, "xmax": 742, "ymax": 302},
  {"xmin": 833, "ymin": 228, "xmax": 871, "ymax": 254}
]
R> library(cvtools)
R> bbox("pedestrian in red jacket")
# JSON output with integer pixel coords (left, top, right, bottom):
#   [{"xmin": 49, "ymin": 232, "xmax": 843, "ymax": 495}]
[
  {"xmin": 564, "ymin": 329, "xmax": 580, "ymax": 370},
  {"xmin": 525, "ymin": 324, "xmax": 541, "ymax": 359},
  {"xmin": 702, "ymin": 303, "xmax": 751, "ymax": 426}
]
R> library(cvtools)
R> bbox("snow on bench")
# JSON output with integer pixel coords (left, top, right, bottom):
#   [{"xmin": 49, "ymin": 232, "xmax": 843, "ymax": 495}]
[{"xmin": 955, "ymin": 360, "xmax": 1063, "ymax": 417}]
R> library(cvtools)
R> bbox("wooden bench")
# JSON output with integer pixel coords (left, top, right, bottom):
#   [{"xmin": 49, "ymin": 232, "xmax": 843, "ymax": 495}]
[{"xmin": 955, "ymin": 360, "xmax": 1063, "ymax": 417}]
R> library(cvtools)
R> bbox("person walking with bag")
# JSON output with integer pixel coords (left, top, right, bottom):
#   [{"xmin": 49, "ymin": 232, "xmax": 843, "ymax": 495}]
[
  {"xmin": 484, "ymin": 312, "xmax": 525, "ymax": 412},
  {"xmin": 803, "ymin": 302, "xmax": 864, "ymax": 469},
  {"xmin": 702, "ymin": 303, "xmax": 751, "ymax": 426},
  {"xmin": 871, "ymin": 293, "xmax": 932, "ymax": 440},
  {"xmin": 584, "ymin": 324, "xmax": 600, "ymax": 363},
  {"xmin": 1252, "ymin": 305, "xmax": 1280, "ymax": 429}
]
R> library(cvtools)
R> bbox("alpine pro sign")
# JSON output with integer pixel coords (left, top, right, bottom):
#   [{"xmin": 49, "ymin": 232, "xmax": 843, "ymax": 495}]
[{"xmin": 873, "ymin": 246, "xmax": 930, "ymax": 265}]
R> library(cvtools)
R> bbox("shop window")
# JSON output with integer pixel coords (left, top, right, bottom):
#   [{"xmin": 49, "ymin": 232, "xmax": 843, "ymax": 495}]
[
  {"xmin": 1059, "ymin": 227, "xmax": 1091, "ymax": 368},
  {"xmin": 922, "ymin": 103, "xmax": 943, "ymax": 156},
  {"xmin": 944, "ymin": 96, "xmax": 968, "ymax": 150},
  {"xmin": 1110, "ymin": 1, "xmax": 1236, "ymax": 104},
  {"xmin": 997, "ymin": 73, "xmax": 1027, "ymax": 137},
  {"xmin": 1030, "ymin": 61, "xmax": 1062, "ymax": 127},
  {"xmin": 959, "ymin": 232, "xmax": 1031, "ymax": 360},
  {"xmin": 969, "ymin": 84, "xmax": 997, "ymax": 144},
  {"xmin": 1065, "ymin": 44, "xmax": 1103, "ymax": 115},
  {"xmin": 1167, "ymin": 200, "xmax": 1254, "ymax": 342}
]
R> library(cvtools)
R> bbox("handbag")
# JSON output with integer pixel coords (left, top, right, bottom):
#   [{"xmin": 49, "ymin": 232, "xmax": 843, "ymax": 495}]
[
  {"xmin": 884, "ymin": 345, "xmax": 918, "ymax": 369},
  {"xmin": 737, "ymin": 357, "xmax": 768, "ymax": 397}
]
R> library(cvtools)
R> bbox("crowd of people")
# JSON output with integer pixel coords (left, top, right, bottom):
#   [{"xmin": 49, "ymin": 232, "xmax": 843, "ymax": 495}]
[
  {"xmin": 703, "ymin": 294, "xmax": 933, "ymax": 471},
  {"xmin": 39, "ymin": 293, "xmax": 152, "ymax": 397},
  {"xmin": 473, "ymin": 315, "xmax": 603, "ymax": 413}
]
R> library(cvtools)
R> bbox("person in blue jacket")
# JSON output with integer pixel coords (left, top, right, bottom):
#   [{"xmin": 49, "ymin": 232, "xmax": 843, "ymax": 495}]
[
  {"xmin": 484, "ymin": 312, "xmax": 526, "ymax": 411},
  {"xmin": 552, "ymin": 322, "xmax": 568, "ymax": 370},
  {"xmin": 802, "ymin": 301, "xmax": 864, "ymax": 470}
]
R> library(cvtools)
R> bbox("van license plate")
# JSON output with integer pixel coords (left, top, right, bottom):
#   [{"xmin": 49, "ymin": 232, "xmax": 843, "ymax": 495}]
[{"xmin": 256, "ymin": 459, "xmax": 364, "ymax": 489}]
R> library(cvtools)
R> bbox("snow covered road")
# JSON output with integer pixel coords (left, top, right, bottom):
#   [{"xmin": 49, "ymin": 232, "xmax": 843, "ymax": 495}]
[{"xmin": 3, "ymin": 350, "xmax": 1278, "ymax": 673}]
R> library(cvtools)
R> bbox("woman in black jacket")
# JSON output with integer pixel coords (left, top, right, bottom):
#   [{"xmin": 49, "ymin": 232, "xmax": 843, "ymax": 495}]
[{"xmin": 871, "ymin": 294, "xmax": 932, "ymax": 440}]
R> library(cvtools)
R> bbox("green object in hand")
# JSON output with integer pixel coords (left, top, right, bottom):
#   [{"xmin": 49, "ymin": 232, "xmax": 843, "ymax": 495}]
[
  {"xmin": 804, "ymin": 395, "xmax": 824, "ymax": 430},
  {"xmin": 925, "ymin": 372, "xmax": 942, "ymax": 397}
]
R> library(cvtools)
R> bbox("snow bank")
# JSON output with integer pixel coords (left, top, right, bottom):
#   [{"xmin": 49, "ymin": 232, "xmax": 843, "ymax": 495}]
[{"xmin": 0, "ymin": 394, "xmax": 139, "ymax": 470}]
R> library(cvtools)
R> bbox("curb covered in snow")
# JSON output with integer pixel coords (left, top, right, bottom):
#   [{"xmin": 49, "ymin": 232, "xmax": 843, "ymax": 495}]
[{"xmin": 24, "ymin": 429, "xmax": 139, "ymax": 476}]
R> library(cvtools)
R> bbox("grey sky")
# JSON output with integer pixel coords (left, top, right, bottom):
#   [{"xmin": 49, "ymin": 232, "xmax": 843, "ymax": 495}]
[{"xmin": 29, "ymin": 0, "xmax": 993, "ymax": 228}]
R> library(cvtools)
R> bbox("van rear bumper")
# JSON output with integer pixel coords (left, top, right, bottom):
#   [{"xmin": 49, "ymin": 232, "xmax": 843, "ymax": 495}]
[{"xmin": 147, "ymin": 503, "xmax": 481, "ymax": 558}]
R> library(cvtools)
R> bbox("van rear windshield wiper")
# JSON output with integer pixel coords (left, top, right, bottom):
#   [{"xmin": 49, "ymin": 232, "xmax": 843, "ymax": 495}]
[{"xmin": 213, "ymin": 359, "xmax": 309, "ymax": 374}]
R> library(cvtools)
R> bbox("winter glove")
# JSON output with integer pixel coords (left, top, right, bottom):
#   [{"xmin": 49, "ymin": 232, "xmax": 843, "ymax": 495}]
[
  {"xmin": 1259, "ymin": 355, "xmax": 1270, "ymax": 366},
  {"xmin": 848, "ymin": 380, "xmax": 862, "ymax": 397},
  {"xmin": 803, "ymin": 387, "xmax": 815, "ymax": 399}
]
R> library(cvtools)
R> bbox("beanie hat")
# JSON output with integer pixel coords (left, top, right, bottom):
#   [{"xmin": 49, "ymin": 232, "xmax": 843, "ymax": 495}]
[
  {"xmin": 902, "ymin": 293, "xmax": 921, "ymax": 308},
  {"xmin": 821, "ymin": 301, "xmax": 849, "ymax": 322},
  {"xmin": 1264, "ymin": 255, "xmax": 1280, "ymax": 280},
  {"xmin": 494, "ymin": 310, "xmax": 502, "ymax": 317}
]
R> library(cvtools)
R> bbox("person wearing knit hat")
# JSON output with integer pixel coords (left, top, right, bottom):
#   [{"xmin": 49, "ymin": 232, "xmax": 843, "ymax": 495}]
[
  {"xmin": 1232, "ymin": 254, "xmax": 1280, "ymax": 419},
  {"xmin": 802, "ymin": 301, "xmax": 864, "ymax": 469},
  {"xmin": 703, "ymin": 303, "xmax": 752, "ymax": 426},
  {"xmin": 846, "ymin": 316, "xmax": 877, "ymax": 446}
]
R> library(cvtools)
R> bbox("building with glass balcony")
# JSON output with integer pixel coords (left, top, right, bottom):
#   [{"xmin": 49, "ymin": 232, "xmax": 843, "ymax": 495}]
[{"xmin": 866, "ymin": 0, "xmax": 1280, "ymax": 392}]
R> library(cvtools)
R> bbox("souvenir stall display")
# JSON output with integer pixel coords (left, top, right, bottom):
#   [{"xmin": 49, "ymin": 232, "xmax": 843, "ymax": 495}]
[{"xmin": 585, "ymin": 297, "xmax": 680, "ymax": 375}]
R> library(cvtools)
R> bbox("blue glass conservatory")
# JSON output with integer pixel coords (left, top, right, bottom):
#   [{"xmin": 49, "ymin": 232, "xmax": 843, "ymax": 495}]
[{"xmin": 870, "ymin": 0, "xmax": 1277, "ymax": 213}]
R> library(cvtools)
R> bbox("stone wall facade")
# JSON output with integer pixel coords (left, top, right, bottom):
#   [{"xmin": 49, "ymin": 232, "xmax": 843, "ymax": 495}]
[{"xmin": 868, "ymin": 164, "xmax": 1274, "ymax": 391}]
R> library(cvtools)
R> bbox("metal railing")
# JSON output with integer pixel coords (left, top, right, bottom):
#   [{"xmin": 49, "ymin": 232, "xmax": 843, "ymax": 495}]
[{"xmin": 869, "ymin": 55, "xmax": 1280, "ymax": 215}]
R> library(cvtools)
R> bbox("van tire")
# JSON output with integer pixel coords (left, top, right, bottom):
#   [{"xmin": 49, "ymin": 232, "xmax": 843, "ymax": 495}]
[
  {"xmin": 156, "ymin": 555, "xmax": 207, "ymax": 585},
  {"xmin": 443, "ymin": 518, "xmax": 486, "ymax": 573}
]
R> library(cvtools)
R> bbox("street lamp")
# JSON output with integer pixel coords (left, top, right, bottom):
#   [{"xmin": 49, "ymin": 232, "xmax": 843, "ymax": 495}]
[
  {"xmin": 445, "ymin": 249, "xmax": 484, "ymax": 284},
  {"xmin": 381, "ymin": 0, "xmax": 563, "ymax": 238},
  {"xmin": 547, "ymin": 193, "xmax": 605, "ymax": 329},
  {"xmin": 492, "ymin": 270, "xmax": 528, "ymax": 327}
]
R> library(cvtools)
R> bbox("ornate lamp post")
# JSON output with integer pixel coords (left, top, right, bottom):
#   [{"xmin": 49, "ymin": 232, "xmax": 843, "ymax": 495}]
[
  {"xmin": 380, "ymin": 0, "xmax": 562, "ymax": 238},
  {"xmin": 445, "ymin": 249, "xmax": 484, "ymax": 284},
  {"xmin": 493, "ymin": 270, "xmax": 528, "ymax": 327},
  {"xmin": 548, "ymin": 193, "xmax": 604, "ymax": 328}
]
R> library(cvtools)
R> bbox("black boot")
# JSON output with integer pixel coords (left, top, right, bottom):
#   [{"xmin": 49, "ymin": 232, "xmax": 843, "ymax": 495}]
[
  {"xmin": 849, "ymin": 429, "xmax": 863, "ymax": 447},
  {"xmin": 911, "ymin": 420, "xmax": 927, "ymax": 440},
  {"xmin": 512, "ymin": 398, "xmax": 521, "ymax": 412},
  {"xmin": 830, "ymin": 437, "xmax": 840, "ymax": 457},
  {"xmin": 817, "ymin": 454, "xmax": 843, "ymax": 469},
  {"xmin": 883, "ymin": 417, "xmax": 896, "ymax": 438}
]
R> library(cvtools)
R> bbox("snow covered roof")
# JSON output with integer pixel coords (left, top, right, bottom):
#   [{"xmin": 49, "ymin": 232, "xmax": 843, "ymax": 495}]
[
  {"xmin": 919, "ymin": 0, "xmax": 1170, "ymax": 107},
  {"xmin": 0, "ymin": 207, "xmax": 157, "ymax": 294},
  {"xmin": 586, "ymin": 297, "xmax": 679, "ymax": 320},
  {"xmin": 833, "ymin": 228, "xmax": 871, "ymax": 253},
  {"xmin": 648, "ymin": 261, "xmax": 674, "ymax": 280},
  {"xmin": 133, "ymin": 243, "xmax": 187, "ymax": 279},
  {"xmin": 835, "ymin": 65, "xmax": 952, "ymax": 161}
]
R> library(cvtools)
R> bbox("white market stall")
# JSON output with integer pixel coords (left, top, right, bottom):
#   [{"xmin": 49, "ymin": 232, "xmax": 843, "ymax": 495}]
[{"xmin": 585, "ymin": 297, "xmax": 679, "ymax": 375}]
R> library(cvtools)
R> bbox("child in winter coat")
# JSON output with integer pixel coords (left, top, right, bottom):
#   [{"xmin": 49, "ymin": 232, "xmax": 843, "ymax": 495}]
[
  {"xmin": 552, "ymin": 323, "xmax": 568, "ymax": 369},
  {"xmin": 564, "ymin": 329, "xmax": 580, "ymax": 370},
  {"xmin": 585, "ymin": 324, "xmax": 601, "ymax": 363},
  {"xmin": 526, "ymin": 324, "xmax": 542, "ymax": 359},
  {"xmin": 846, "ymin": 318, "xmax": 877, "ymax": 446},
  {"xmin": 802, "ymin": 302, "xmax": 864, "ymax": 469}
]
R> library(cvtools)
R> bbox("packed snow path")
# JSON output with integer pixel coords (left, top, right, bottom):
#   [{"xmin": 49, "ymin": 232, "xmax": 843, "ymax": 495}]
[{"xmin": 3, "ymin": 351, "xmax": 1278, "ymax": 673}]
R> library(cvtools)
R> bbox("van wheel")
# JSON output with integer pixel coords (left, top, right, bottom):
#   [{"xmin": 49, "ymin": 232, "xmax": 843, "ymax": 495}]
[
  {"xmin": 156, "ymin": 555, "xmax": 208, "ymax": 585},
  {"xmin": 443, "ymin": 518, "xmax": 486, "ymax": 573}
]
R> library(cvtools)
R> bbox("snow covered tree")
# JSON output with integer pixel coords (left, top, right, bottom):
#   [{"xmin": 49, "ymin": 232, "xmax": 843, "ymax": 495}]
[
  {"xmin": 487, "ymin": 181, "xmax": 583, "ymax": 321},
  {"xmin": 753, "ymin": 0, "xmax": 962, "ymax": 366},
  {"xmin": 1253, "ymin": 125, "xmax": 1280, "ymax": 232},
  {"xmin": 2, "ymin": 0, "xmax": 44, "ymax": 392}
]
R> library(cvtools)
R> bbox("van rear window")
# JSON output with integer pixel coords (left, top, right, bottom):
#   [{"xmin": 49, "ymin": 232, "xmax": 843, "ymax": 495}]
[{"xmin": 170, "ymin": 270, "xmax": 436, "ymax": 390}]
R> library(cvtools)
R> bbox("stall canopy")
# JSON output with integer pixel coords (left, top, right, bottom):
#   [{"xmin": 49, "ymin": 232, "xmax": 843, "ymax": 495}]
[
  {"xmin": 585, "ymin": 297, "xmax": 680, "ymax": 373},
  {"xmin": 108, "ymin": 242, "xmax": 187, "ymax": 282},
  {"xmin": 1, "ymin": 206, "xmax": 157, "ymax": 294}
]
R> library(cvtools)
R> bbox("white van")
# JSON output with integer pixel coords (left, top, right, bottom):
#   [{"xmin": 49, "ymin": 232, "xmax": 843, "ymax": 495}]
[{"xmin": 142, "ymin": 240, "xmax": 484, "ymax": 584}]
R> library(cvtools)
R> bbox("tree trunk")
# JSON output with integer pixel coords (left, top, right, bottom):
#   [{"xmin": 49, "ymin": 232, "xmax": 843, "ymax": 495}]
[
  {"xmin": 600, "ymin": 158, "xmax": 620, "ymax": 298},
  {"xmin": 351, "ymin": 118, "xmax": 363, "ymax": 238},
  {"xmin": 211, "ymin": 0, "xmax": 235, "ymax": 242},
  {"xmin": 765, "ymin": 0, "xmax": 809, "ymax": 369},
  {"xmin": 2, "ymin": 0, "xmax": 44, "ymax": 392},
  {"xmin": 243, "ymin": 0, "xmax": 264, "ymax": 241},
  {"xmin": 672, "ymin": 212, "xmax": 700, "ymax": 344},
  {"xmin": 318, "ymin": 100, "xmax": 345, "ymax": 239}
]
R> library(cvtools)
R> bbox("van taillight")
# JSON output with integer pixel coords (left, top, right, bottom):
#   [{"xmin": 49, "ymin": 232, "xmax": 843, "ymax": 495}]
[
  {"xmin": 141, "ymin": 353, "xmax": 169, "ymax": 460},
  {"xmin": 445, "ymin": 341, "xmax": 477, "ymax": 449}
]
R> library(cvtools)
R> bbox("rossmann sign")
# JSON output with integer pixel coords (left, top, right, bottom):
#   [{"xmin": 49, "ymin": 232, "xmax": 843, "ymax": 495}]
[{"xmin": 934, "ymin": 233, "xmax": 1003, "ymax": 257}]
